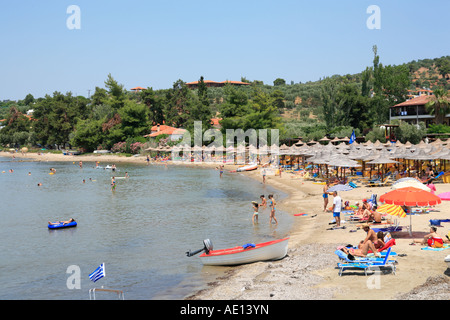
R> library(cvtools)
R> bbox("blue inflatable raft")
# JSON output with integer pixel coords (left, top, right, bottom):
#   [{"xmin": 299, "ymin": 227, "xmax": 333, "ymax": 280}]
[{"xmin": 48, "ymin": 221, "xmax": 77, "ymax": 229}]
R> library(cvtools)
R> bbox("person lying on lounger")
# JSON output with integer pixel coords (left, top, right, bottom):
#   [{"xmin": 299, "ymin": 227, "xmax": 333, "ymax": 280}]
[{"xmin": 340, "ymin": 240, "xmax": 381, "ymax": 258}]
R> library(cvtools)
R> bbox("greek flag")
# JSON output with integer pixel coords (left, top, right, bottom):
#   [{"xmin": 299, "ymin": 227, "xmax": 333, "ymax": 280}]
[
  {"xmin": 349, "ymin": 130, "xmax": 356, "ymax": 144},
  {"xmin": 89, "ymin": 263, "xmax": 105, "ymax": 282}
]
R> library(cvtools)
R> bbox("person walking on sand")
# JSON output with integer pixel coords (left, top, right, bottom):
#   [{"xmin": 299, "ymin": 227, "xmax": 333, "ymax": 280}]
[
  {"xmin": 323, "ymin": 181, "xmax": 331, "ymax": 212},
  {"xmin": 332, "ymin": 191, "xmax": 342, "ymax": 227},
  {"xmin": 252, "ymin": 201, "xmax": 259, "ymax": 225},
  {"xmin": 268, "ymin": 194, "xmax": 278, "ymax": 225},
  {"xmin": 262, "ymin": 167, "xmax": 266, "ymax": 184}
]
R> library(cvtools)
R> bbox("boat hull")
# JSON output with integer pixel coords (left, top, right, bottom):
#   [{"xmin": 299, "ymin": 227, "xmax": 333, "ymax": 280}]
[
  {"xmin": 199, "ymin": 238, "xmax": 289, "ymax": 266},
  {"xmin": 236, "ymin": 164, "xmax": 258, "ymax": 172}
]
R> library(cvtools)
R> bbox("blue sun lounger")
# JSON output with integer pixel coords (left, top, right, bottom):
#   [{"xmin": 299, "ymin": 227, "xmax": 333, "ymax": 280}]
[{"xmin": 337, "ymin": 247, "xmax": 397, "ymax": 276}]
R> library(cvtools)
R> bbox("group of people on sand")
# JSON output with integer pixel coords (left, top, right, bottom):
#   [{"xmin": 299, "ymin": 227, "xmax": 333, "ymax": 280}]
[
  {"xmin": 340, "ymin": 222, "xmax": 450, "ymax": 259},
  {"xmin": 340, "ymin": 223, "xmax": 387, "ymax": 258},
  {"xmin": 323, "ymin": 181, "xmax": 381, "ymax": 227},
  {"xmin": 252, "ymin": 194, "xmax": 277, "ymax": 225}
]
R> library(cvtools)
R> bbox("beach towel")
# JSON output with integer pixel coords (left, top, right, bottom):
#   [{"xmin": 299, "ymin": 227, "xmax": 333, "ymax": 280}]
[{"xmin": 421, "ymin": 244, "xmax": 450, "ymax": 251}]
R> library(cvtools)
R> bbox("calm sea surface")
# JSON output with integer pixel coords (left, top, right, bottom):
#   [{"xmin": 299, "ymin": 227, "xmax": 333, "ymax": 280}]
[{"xmin": 0, "ymin": 157, "xmax": 292, "ymax": 299}]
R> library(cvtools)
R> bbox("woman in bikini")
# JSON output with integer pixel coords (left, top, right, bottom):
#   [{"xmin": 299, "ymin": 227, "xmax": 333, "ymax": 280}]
[
  {"xmin": 340, "ymin": 240, "xmax": 381, "ymax": 258},
  {"xmin": 323, "ymin": 181, "xmax": 330, "ymax": 212},
  {"xmin": 268, "ymin": 194, "xmax": 278, "ymax": 225}
]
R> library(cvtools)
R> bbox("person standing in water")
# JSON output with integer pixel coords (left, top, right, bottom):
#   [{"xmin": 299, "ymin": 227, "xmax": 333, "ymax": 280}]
[
  {"xmin": 268, "ymin": 194, "xmax": 278, "ymax": 225},
  {"xmin": 252, "ymin": 201, "xmax": 259, "ymax": 225},
  {"xmin": 111, "ymin": 176, "xmax": 116, "ymax": 191},
  {"xmin": 259, "ymin": 195, "xmax": 267, "ymax": 208}
]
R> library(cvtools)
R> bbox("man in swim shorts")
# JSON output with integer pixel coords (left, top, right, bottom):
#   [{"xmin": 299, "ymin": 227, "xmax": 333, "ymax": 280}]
[{"xmin": 332, "ymin": 191, "xmax": 342, "ymax": 227}]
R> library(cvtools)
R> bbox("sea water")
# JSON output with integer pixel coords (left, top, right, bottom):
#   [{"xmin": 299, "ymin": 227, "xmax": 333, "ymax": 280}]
[{"xmin": 0, "ymin": 157, "xmax": 292, "ymax": 299}]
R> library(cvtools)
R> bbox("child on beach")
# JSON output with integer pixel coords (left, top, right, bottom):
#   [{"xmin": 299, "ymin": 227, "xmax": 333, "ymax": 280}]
[
  {"xmin": 252, "ymin": 201, "xmax": 259, "ymax": 224},
  {"xmin": 268, "ymin": 194, "xmax": 278, "ymax": 225},
  {"xmin": 260, "ymin": 195, "xmax": 267, "ymax": 208}
]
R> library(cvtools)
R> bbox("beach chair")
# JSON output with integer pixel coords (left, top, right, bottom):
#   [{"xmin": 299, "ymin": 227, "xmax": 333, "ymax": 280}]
[
  {"xmin": 366, "ymin": 178, "xmax": 381, "ymax": 187},
  {"xmin": 337, "ymin": 248, "xmax": 397, "ymax": 276},
  {"xmin": 335, "ymin": 248, "xmax": 397, "ymax": 264}
]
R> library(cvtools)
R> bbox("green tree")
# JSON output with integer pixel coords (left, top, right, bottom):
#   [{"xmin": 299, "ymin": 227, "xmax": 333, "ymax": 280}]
[
  {"xmin": 273, "ymin": 78, "xmax": 286, "ymax": 86},
  {"xmin": 164, "ymin": 79, "xmax": 195, "ymax": 128},
  {"xmin": 395, "ymin": 121, "xmax": 426, "ymax": 144},
  {"xmin": 23, "ymin": 94, "xmax": 35, "ymax": 106},
  {"xmin": 91, "ymin": 87, "xmax": 108, "ymax": 106},
  {"xmin": 32, "ymin": 92, "xmax": 89, "ymax": 146},
  {"xmin": 197, "ymin": 76, "xmax": 210, "ymax": 108},
  {"xmin": 425, "ymin": 87, "xmax": 450, "ymax": 125},
  {"xmin": 320, "ymin": 77, "xmax": 339, "ymax": 128},
  {"xmin": 70, "ymin": 118, "xmax": 103, "ymax": 151},
  {"xmin": 141, "ymin": 87, "xmax": 165, "ymax": 125},
  {"xmin": 118, "ymin": 99, "xmax": 149, "ymax": 138},
  {"xmin": 104, "ymin": 73, "xmax": 126, "ymax": 110},
  {"xmin": 271, "ymin": 89, "xmax": 285, "ymax": 109},
  {"xmin": 436, "ymin": 57, "xmax": 450, "ymax": 79}
]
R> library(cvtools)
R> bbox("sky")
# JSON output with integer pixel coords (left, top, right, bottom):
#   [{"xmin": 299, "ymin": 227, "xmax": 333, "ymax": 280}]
[{"xmin": 0, "ymin": 0, "xmax": 449, "ymax": 100}]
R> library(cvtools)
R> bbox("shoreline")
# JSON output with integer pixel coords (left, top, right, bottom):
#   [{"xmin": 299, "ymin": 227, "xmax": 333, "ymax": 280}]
[{"xmin": 2, "ymin": 151, "xmax": 450, "ymax": 300}]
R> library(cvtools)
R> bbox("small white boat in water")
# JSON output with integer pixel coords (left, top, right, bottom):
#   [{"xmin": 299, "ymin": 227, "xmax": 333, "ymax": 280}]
[
  {"xmin": 235, "ymin": 163, "xmax": 258, "ymax": 172},
  {"xmin": 187, "ymin": 238, "xmax": 289, "ymax": 266}
]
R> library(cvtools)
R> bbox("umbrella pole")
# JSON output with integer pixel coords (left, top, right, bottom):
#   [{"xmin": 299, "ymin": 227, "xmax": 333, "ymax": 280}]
[{"xmin": 409, "ymin": 212, "xmax": 413, "ymax": 237}]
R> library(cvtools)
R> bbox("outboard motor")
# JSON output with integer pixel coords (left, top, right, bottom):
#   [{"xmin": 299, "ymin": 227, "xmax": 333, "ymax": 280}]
[{"xmin": 186, "ymin": 239, "xmax": 213, "ymax": 257}]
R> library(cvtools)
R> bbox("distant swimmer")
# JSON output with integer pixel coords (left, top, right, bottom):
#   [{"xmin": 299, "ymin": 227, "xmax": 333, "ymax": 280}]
[{"xmin": 111, "ymin": 176, "xmax": 116, "ymax": 191}]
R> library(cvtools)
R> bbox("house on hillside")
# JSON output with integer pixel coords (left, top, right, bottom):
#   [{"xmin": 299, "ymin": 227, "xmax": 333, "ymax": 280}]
[
  {"xmin": 389, "ymin": 93, "xmax": 450, "ymax": 127},
  {"xmin": 144, "ymin": 124, "xmax": 186, "ymax": 141},
  {"xmin": 186, "ymin": 80, "xmax": 250, "ymax": 89}
]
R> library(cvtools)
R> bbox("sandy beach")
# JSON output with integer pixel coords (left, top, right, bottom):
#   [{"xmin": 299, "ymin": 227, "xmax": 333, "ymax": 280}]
[{"xmin": 2, "ymin": 150, "xmax": 450, "ymax": 300}]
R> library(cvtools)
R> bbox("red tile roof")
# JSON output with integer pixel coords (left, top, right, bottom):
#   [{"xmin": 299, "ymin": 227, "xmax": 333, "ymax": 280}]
[
  {"xmin": 145, "ymin": 125, "xmax": 186, "ymax": 138},
  {"xmin": 220, "ymin": 80, "xmax": 250, "ymax": 85},
  {"xmin": 186, "ymin": 80, "xmax": 219, "ymax": 85},
  {"xmin": 391, "ymin": 95, "xmax": 432, "ymax": 107},
  {"xmin": 210, "ymin": 118, "xmax": 222, "ymax": 126}
]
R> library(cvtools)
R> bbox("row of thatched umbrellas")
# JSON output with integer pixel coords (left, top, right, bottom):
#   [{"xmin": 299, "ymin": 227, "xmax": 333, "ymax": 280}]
[
  {"xmin": 145, "ymin": 139, "xmax": 450, "ymax": 178},
  {"xmin": 282, "ymin": 139, "xmax": 450, "ymax": 180}
]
